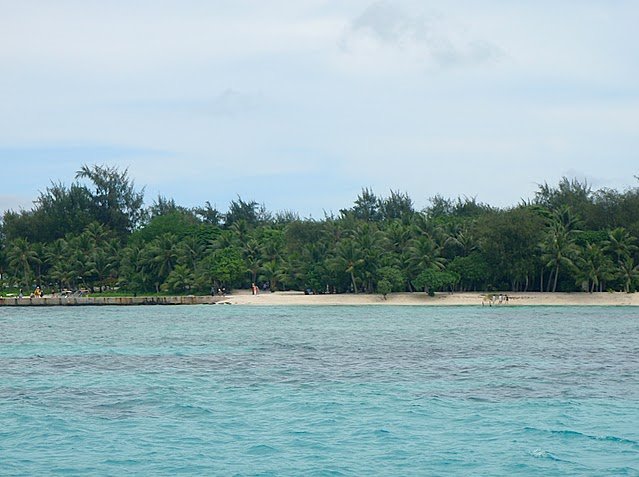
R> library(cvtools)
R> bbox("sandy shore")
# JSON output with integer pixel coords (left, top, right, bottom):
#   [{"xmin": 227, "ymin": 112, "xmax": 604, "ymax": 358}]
[{"xmin": 220, "ymin": 290, "xmax": 639, "ymax": 306}]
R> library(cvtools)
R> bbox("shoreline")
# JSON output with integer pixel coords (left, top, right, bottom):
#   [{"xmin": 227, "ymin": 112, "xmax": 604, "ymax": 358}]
[
  {"xmin": 222, "ymin": 290, "xmax": 639, "ymax": 306},
  {"xmin": 2, "ymin": 291, "xmax": 638, "ymax": 306}
]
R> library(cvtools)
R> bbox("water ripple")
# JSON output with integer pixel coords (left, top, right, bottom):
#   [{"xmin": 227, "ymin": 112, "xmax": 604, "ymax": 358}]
[{"xmin": 1, "ymin": 305, "xmax": 638, "ymax": 476}]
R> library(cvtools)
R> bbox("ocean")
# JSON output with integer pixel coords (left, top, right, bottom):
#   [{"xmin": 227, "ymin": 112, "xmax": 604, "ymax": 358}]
[{"xmin": 1, "ymin": 305, "xmax": 638, "ymax": 476}]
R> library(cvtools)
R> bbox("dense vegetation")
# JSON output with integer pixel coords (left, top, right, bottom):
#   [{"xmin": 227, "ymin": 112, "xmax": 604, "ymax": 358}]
[{"xmin": 2, "ymin": 165, "xmax": 639, "ymax": 296}]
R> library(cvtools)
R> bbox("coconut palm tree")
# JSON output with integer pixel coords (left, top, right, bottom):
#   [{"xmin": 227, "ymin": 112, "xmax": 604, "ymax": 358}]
[
  {"xmin": 88, "ymin": 245, "xmax": 118, "ymax": 292},
  {"xmin": 576, "ymin": 242, "xmax": 613, "ymax": 293},
  {"xmin": 540, "ymin": 206, "xmax": 582, "ymax": 292},
  {"xmin": 604, "ymin": 227, "xmax": 638, "ymax": 264},
  {"xmin": 259, "ymin": 259, "xmax": 288, "ymax": 291},
  {"xmin": 353, "ymin": 223, "xmax": 386, "ymax": 292},
  {"xmin": 164, "ymin": 264, "xmax": 195, "ymax": 293},
  {"xmin": 148, "ymin": 233, "xmax": 179, "ymax": 290},
  {"xmin": 407, "ymin": 234, "xmax": 446, "ymax": 290},
  {"xmin": 7, "ymin": 238, "xmax": 40, "ymax": 287},
  {"xmin": 333, "ymin": 238, "xmax": 363, "ymax": 293},
  {"xmin": 83, "ymin": 222, "xmax": 112, "ymax": 248},
  {"xmin": 618, "ymin": 257, "xmax": 639, "ymax": 293},
  {"xmin": 119, "ymin": 242, "xmax": 153, "ymax": 292},
  {"xmin": 177, "ymin": 235, "xmax": 205, "ymax": 271},
  {"xmin": 540, "ymin": 222, "xmax": 580, "ymax": 292},
  {"xmin": 243, "ymin": 238, "xmax": 262, "ymax": 285}
]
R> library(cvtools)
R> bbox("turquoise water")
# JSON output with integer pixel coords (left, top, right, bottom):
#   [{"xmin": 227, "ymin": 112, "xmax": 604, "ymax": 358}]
[{"xmin": 1, "ymin": 305, "xmax": 638, "ymax": 476}]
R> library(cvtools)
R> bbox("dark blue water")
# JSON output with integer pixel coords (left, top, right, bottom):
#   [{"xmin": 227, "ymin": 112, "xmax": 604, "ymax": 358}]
[{"xmin": 1, "ymin": 305, "xmax": 638, "ymax": 476}]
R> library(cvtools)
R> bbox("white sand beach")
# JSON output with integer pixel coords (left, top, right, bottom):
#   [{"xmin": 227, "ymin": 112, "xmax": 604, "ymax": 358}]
[{"xmin": 220, "ymin": 290, "xmax": 639, "ymax": 306}]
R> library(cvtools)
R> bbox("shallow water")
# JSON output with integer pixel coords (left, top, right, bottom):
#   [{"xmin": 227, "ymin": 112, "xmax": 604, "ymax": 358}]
[{"xmin": 1, "ymin": 305, "xmax": 638, "ymax": 476}]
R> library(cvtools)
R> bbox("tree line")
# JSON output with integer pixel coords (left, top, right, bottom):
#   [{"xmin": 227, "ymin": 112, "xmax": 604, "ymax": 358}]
[{"xmin": 2, "ymin": 164, "xmax": 639, "ymax": 296}]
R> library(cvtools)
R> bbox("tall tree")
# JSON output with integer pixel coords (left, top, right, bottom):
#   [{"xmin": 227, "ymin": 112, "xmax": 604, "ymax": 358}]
[
  {"xmin": 540, "ymin": 207, "xmax": 582, "ymax": 292},
  {"xmin": 7, "ymin": 238, "xmax": 40, "ymax": 287},
  {"xmin": 76, "ymin": 164, "xmax": 145, "ymax": 236}
]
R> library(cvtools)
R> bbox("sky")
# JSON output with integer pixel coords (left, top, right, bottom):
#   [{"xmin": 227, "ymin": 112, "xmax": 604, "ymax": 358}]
[{"xmin": 1, "ymin": 0, "xmax": 638, "ymax": 218}]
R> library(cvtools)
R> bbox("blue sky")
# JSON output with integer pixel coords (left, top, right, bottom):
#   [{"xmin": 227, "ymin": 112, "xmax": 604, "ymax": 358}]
[{"xmin": 1, "ymin": 1, "xmax": 638, "ymax": 217}]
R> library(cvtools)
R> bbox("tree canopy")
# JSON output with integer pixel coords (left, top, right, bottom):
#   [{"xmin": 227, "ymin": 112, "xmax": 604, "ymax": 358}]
[{"xmin": 2, "ymin": 168, "xmax": 639, "ymax": 295}]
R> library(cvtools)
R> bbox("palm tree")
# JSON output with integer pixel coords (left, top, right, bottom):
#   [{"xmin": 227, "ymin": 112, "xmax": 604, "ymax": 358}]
[
  {"xmin": 617, "ymin": 257, "xmax": 639, "ymax": 293},
  {"xmin": 443, "ymin": 222, "xmax": 478, "ymax": 257},
  {"xmin": 243, "ymin": 238, "xmax": 262, "ymax": 285},
  {"xmin": 407, "ymin": 234, "xmax": 446, "ymax": 290},
  {"xmin": 165, "ymin": 264, "xmax": 195, "ymax": 293},
  {"xmin": 43, "ymin": 238, "xmax": 68, "ymax": 290},
  {"xmin": 540, "ymin": 222, "xmax": 580, "ymax": 292},
  {"xmin": 49, "ymin": 260, "xmax": 77, "ymax": 291},
  {"xmin": 149, "ymin": 233, "xmax": 179, "ymax": 290},
  {"xmin": 333, "ymin": 238, "xmax": 363, "ymax": 293},
  {"xmin": 353, "ymin": 223, "xmax": 386, "ymax": 292},
  {"xmin": 604, "ymin": 227, "xmax": 638, "ymax": 264},
  {"xmin": 576, "ymin": 242, "xmax": 612, "ymax": 293},
  {"xmin": 7, "ymin": 238, "xmax": 40, "ymax": 287},
  {"xmin": 259, "ymin": 259, "xmax": 288, "ymax": 291},
  {"xmin": 540, "ymin": 206, "xmax": 582, "ymax": 292},
  {"xmin": 119, "ymin": 243, "xmax": 153, "ymax": 292},
  {"xmin": 177, "ymin": 235, "xmax": 205, "ymax": 270},
  {"xmin": 83, "ymin": 222, "xmax": 111, "ymax": 248},
  {"xmin": 88, "ymin": 245, "xmax": 118, "ymax": 292}
]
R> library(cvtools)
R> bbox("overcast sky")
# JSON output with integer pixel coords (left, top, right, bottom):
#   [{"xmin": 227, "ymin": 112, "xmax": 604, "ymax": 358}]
[{"xmin": 1, "ymin": 0, "xmax": 638, "ymax": 217}]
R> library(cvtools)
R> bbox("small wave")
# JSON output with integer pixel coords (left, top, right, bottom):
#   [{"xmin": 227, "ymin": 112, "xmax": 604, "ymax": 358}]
[
  {"xmin": 592, "ymin": 434, "xmax": 639, "ymax": 446},
  {"xmin": 169, "ymin": 403, "xmax": 215, "ymax": 416},
  {"xmin": 528, "ymin": 448, "xmax": 562, "ymax": 461},
  {"xmin": 374, "ymin": 428, "xmax": 390, "ymax": 436},
  {"xmin": 524, "ymin": 427, "xmax": 638, "ymax": 447},
  {"xmin": 305, "ymin": 470, "xmax": 347, "ymax": 477},
  {"xmin": 247, "ymin": 444, "xmax": 278, "ymax": 455},
  {"xmin": 602, "ymin": 466, "xmax": 639, "ymax": 476}
]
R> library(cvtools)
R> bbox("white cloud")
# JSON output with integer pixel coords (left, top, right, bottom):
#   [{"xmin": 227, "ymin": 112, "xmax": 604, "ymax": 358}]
[
  {"xmin": 1, "ymin": 1, "xmax": 638, "ymax": 216},
  {"xmin": 338, "ymin": 1, "xmax": 503, "ymax": 72}
]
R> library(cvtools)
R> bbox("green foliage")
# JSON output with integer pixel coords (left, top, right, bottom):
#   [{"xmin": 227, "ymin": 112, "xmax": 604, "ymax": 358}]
[
  {"xmin": 225, "ymin": 196, "xmax": 270, "ymax": 228},
  {"xmin": 376, "ymin": 279, "xmax": 392, "ymax": 299},
  {"xmin": 3, "ymin": 169, "xmax": 639, "ymax": 295},
  {"xmin": 164, "ymin": 264, "xmax": 196, "ymax": 293},
  {"xmin": 198, "ymin": 247, "xmax": 245, "ymax": 288},
  {"xmin": 131, "ymin": 211, "xmax": 200, "ymax": 243},
  {"xmin": 2, "ymin": 183, "xmax": 95, "ymax": 243},
  {"xmin": 448, "ymin": 253, "xmax": 490, "ymax": 291},
  {"xmin": 376, "ymin": 266, "xmax": 405, "ymax": 292},
  {"xmin": 76, "ymin": 164, "xmax": 145, "ymax": 236},
  {"xmin": 414, "ymin": 268, "xmax": 460, "ymax": 295}
]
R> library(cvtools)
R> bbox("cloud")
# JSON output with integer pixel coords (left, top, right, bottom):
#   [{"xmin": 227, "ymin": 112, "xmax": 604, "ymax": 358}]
[
  {"xmin": 340, "ymin": 1, "xmax": 503, "ymax": 70},
  {"xmin": 1, "ymin": 1, "xmax": 638, "ymax": 218}
]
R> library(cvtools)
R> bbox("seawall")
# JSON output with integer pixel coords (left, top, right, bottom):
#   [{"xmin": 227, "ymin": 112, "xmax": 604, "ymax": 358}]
[{"xmin": 0, "ymin": 296, "xmax": 226, "ymax": 306}]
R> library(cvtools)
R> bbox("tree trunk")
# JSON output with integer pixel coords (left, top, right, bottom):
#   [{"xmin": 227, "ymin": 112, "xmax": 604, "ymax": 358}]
[{"xmin": 552, "ymin": 265, "xmax": 560, "ymax": 292}]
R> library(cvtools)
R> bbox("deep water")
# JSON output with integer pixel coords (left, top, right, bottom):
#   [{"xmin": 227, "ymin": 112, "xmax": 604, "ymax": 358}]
[{"xmin": 1, "ymin": 305, "xmax": 638, "ymax": 476}]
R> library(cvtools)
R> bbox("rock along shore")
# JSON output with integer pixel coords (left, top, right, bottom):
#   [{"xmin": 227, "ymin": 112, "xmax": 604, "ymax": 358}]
[{"xmin": 0, "ymin": 296, "xmax": 226, "ymax": 306}]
